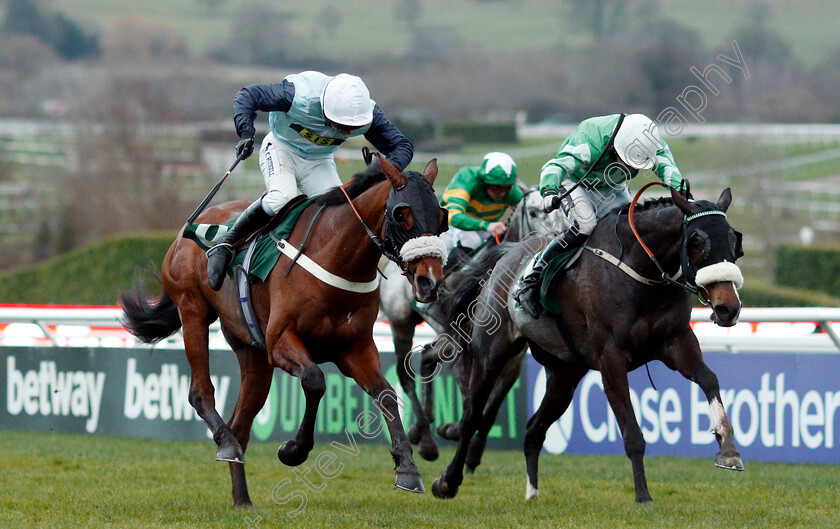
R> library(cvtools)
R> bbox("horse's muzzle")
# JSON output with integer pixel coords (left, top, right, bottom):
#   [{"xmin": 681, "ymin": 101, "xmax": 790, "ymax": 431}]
[
  {"xmin": 711, "ymin": 301, "xmax": 741, "ymax": 327},
  {"xmin": 414, "ymin": 274, "xmax": 439, "ymax": 303}
]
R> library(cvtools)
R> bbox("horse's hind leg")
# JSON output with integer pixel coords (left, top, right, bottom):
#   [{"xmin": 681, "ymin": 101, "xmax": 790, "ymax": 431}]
[
  {"xmin": 394, "ymin": 323, "xmax": 438, "ymax": 461},
  {"xmin": 179, "ymin": 300, "xmax": 244, "ymax": 464},
  {"xmin": 338, "ymin": 343, "xmax": 424, "ymax": 493},
  {"xmin": 663, "ymin": 331, "xmax": 743, "ymax": 471},
  {"xmin": 523, "ymin": 358, "xmax": 586, "ymax": 500},
  {"xmin": 601, "ymin": 348, "xmax": 653, "ymax": 504},
  {"xmin": 224, "ymin": 330, "xmax": 274, "ymax": 508}
]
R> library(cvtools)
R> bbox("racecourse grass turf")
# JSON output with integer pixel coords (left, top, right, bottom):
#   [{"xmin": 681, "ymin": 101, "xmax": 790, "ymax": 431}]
[{"xmin": 1, "ymin": 431, "xmax": 838, "ymax": 528}]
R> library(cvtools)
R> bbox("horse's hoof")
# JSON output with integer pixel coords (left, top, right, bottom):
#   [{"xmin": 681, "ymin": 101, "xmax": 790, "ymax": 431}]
[
  {"xmin": 394, "ymin": 472, "xmax": 425, "ymax": 493},
  {"xmin": 637, "ymin": 497, "xmax": 654, "ymax": 506},
  {"xmin": 715, "ymin": 451, "xmax": 744, "ymax": 471},
  {"xmin": 436, "ymin": 422, "xmax": 461, "ymax": 441},
  {"xmin": 431, "ymin": 476, "xmax": 457, "ymax": 499},
  {"xmin": 407, "ymin": 424, "xmax": 422, "ymax": 445},
  {"xmin": 418, "ymin": 439, "xmax": 439, "ymax": 462},
  {"xmin": 277, "ymin": 440, "xmax": 309, "ymax": 467},
  {"xmin": 215, "ymin": 442, "xmax": 245, "ymax": 464}
]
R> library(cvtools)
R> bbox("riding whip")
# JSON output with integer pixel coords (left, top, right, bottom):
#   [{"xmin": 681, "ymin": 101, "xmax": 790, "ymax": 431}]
[{"xmin": 186, "ymin": 155, "xmax": 244, "ymax": 224}]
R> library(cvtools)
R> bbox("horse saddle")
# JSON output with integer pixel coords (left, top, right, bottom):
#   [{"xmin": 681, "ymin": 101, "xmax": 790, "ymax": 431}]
[
  {"xmin": 183, "ymin": 195, "xmax": 316, "ymax": 350},
  {"xmin": 516, "ymin": 244, "xmax": 586, "ymax": 317}
]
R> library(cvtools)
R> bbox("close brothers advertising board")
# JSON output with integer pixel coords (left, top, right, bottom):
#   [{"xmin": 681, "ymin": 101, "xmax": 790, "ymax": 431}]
[{"xmin": 2, "ymin": 346, "xmax": 839, "ymax": 464}]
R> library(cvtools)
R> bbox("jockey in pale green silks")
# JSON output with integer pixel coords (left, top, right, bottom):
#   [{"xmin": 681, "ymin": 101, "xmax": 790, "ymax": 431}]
[
  {"xmin": 514, "ymin": 113, "xmax": 686, "ymax": 318},
  {"xmin": 440, "ymin": 152, "xmax": 523, "ymax": 258},
  {"xmin": 205, "ymin": 71, "xmax": 414, "ymax": 291}
]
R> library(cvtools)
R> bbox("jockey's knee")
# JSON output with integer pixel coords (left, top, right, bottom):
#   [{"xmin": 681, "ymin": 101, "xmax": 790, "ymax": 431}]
[
  {"xmin": 262, "ymin": 189, "xmax": 295, "ymax": 215},
  {"xmin": 569, "ymin": 217, "xmax": 596, "ymax": 237}
]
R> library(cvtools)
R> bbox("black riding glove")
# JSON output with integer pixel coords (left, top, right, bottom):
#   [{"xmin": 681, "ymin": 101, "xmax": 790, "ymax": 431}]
[{"xmin": 235, "ymin": 136, "xmax": 255, "ymax": 160}]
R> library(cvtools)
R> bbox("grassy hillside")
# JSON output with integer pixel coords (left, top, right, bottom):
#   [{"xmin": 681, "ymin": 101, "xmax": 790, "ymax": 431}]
[
  {"xmin": 51, "ymin": 0, "xmax": 840, "ymax": 67},
  {"xmin": 0, "ymin": 232, "xmax": 175, "ymax": 305}
]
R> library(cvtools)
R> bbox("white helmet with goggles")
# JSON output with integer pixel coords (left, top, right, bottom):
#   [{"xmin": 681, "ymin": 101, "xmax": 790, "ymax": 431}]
[
  {"xmin": 321, "ymin": 73, "xmax": 373, "ymax": 127},
  {"xmin": 614, "ymin": 114, "xmax": 661, "ymax": 170}
]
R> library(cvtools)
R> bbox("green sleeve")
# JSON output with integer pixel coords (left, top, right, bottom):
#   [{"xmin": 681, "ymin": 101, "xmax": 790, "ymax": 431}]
[{"xmin": 654, "ymin": 142, "xmax": 684, "ymax": 191}]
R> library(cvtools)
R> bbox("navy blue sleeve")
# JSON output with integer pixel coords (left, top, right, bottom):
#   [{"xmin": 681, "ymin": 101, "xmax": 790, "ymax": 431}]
[
  {"xmin": 233, "ymin": 81, "xmax": 295, "ymax": 138},
  {"xmin": 364, "ymin": 105, "xmax": 414, "ymax": 171}
]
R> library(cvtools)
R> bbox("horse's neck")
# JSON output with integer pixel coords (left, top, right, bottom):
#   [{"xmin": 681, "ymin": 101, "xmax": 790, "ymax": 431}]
[
  {"xmin": 619, "ymin": 205, "xmax": 684, "ymax": 272},
  {"xmin": 321, "ymin": 180, "xmax": 390, "ymax": 275}
]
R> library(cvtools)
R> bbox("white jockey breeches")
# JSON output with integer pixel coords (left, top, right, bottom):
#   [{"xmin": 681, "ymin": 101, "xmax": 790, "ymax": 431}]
[
  {"xmin": 439, "ymin": 226, "xmax": 491, "ymax": 253},
  {"xmin": 559, "ymin": 180, "xmax": 632, "ymax": 236},
  {"xmin": 258, "ymin": 132, "xmax": 342, "ymax": 214}
]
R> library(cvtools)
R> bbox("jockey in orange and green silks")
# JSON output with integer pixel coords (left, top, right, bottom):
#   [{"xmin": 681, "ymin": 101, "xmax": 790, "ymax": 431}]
[{"xmin": 440, "ymin": 152, "xmax": 524, "ymax": 253}]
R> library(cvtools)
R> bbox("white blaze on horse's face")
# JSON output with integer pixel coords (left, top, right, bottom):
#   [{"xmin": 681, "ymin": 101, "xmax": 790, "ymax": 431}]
[
  {"xmin": 400, "ymin": 235, "xmax": 448, "ymax": 303},
  {"xmin": 696, "ymin": 262, "xmax": 743, "ymax": 327}
]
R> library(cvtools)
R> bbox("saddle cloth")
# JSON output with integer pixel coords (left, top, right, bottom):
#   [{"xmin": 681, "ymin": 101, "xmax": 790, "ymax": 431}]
[{"xmin": 183, "ymin": 196, "xmax": 317, "ymax": 282}]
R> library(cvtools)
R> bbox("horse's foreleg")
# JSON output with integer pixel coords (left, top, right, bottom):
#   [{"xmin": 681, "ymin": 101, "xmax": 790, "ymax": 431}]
[
  {"xmin": 601, "ymin": 352, "xmax": 653, "ymax": 505},
  {"xmin": 272, "ymin": 332, "xmax": 324, "ymax": 467},
  {"xmin": 523, "ymin": 359, "xmax": 586, "ymax": 500},
  {"xmin": 432, "ymin": 359, "xmax": 499, "ymax": 500},
  {"xmin": 394, "ymin": 325, "xmax": 438, "ymax": 461},
  {"xmin": 663, "ymin": 333, "xmax": 743, "ymax": 471},
  {"xmin": 465, "ymin": 353, "xmax": 524, "ymax": 474},
  {"xmin": 339, "ymin": 343, "xmax": 424, "ymax": 493},
  {"xmin": 182, "ymin": 311, "xmax": 244, "ymax": 464}
]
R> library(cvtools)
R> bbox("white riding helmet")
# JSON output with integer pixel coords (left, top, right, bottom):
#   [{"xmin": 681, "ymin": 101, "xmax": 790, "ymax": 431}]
[
  {"xmin": 613, "ymin": 114, "xmax": 661, "ymax": 170},
  {"xmin": 321, "ymin": 73, "xmax": 374, "ymax": 127}
]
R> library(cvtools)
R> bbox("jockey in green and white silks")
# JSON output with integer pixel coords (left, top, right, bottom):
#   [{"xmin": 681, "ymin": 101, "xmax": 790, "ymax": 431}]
[
  {"xmin": 205, "ymin": 70, "xmax": 414, "ymax": 291},
  {"xmin": 440, "ymin": 152, "xmax": 523, "ymax": 254},
  {"xmin": 515, "ymin": 113, "xmax": 686, "ymax": 318}
]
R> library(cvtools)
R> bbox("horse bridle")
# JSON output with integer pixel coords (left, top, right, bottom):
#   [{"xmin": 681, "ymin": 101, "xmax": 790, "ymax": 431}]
[{"xmin": 628, "ymin": 181, "xmax": 716, "ymax": 304}]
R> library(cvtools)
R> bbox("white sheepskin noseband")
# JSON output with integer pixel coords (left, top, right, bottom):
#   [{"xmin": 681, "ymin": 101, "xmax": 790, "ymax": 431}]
[
  {"xmin": 399, "ymin": 236, "xmax": 448, "ymax": 266},
  {"xmin": 695, "ymin": 261, "xmax": 744, "ymax": 289}
]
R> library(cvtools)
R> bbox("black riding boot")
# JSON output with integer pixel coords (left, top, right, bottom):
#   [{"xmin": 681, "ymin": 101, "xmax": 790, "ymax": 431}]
[
  {"xmin": 515, "ymin": 227, "xmax": 588, "ymax": 319},
  {"xmin": 206, "ymin": 199, "xmax": 274, "ymax": 291}
]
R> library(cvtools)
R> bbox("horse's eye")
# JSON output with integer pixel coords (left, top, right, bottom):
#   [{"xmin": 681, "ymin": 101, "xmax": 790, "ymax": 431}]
[{"xmin": 394, "ymin": 209, "xmax": 405, "ymax": 223}]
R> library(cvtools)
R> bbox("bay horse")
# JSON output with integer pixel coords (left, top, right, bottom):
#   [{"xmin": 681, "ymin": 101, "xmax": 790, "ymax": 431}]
[
  {"xmin": 379, "ymin": 187, "xmax": 560, "ymax": 461},
  {"xmin": 119, "ymin": 155, "xmax": 448, "ymax": 507},
  {"xmin": 431, "ymin": 187, "xmax": 745, "ymax": 504}
]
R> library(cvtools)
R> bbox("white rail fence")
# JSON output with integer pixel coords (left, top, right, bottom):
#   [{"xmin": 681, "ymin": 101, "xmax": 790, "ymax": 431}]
[{"xmin": 0, "ymin": 306, "xmax": 839, "ymax": 354}]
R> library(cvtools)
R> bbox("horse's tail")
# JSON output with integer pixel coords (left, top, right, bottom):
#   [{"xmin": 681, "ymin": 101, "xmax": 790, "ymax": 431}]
[
  {"xmin": 440, "ymin": 243, "xmax": 513, "ymax": 321},
  {"xmin": 118, "ymin": 282, "xmax": 182, "ymax": 345}
]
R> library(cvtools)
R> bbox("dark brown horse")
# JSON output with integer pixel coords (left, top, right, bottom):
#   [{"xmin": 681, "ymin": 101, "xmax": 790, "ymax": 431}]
[
  {"xmin": 431, "ymin": 187, "xmax": 745, "ymax": 504},
  {"xmin": 119, "ymin": 155, "xmax": 447, "ymax": 507},
  {"xmin": 378, "ymin": 186, "xmax": 560, "ymax": 462}
]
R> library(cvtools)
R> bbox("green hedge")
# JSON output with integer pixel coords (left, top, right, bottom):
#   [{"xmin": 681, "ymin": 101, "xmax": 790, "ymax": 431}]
[
  {"xmin": 441, "ymin": 120, "xmax": 517, "ymax": 144},
  {"xmin": 0, "ymin": 232, "xmax": 176, "ymax": 305},
  {"xmin": 739, "ymin": 282, "xmax": 840, "ymax": 307},
  {"xmin": 775, "ymin": 244, "xmax": 840, "ymax": 298},
  {"xmin": 1, "ymin": 233, "xmax": 838, "ymax": 308}
]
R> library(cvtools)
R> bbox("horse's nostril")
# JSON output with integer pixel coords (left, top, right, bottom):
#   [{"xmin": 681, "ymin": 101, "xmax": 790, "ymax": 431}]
[
  {"xmin": 416, "ymin": 275, "xmax": 435, "ymax": 292},
  {"xmin": 714, "ymin": 303, "xmax": 738, "ymax": 323}
]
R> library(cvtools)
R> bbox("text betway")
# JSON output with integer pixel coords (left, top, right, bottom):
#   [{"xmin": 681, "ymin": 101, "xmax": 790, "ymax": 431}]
[
  {"xmin": 124, "ymin": 359, "xmax": 230, "ymax": 429},
  {"xmin": 6, "ymin": 356, "xmax": 105, "ymax": 433},
  {"xmin": 540, "ymin": 370, "xmax": 840, "ymax": 453}
]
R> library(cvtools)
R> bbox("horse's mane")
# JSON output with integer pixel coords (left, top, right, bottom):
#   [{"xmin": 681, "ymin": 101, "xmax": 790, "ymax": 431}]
[
  {"xmin": 315, "ymin": 164, "xmax": 386, "ymax": 207},
  {"xmin": 612, "ymin": 196, "xmax": 673, "ymax": 217}
]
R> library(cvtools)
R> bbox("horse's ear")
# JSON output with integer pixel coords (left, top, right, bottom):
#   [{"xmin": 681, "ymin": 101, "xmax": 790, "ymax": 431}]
[
  {"xmin": 716, "ymin": 188, "xmax": 733, "ymax": 212},
  {"xmin": 377, "ymin": 153, "xmax": 407, "ymax": 188},
  {"xmin": 670, "ymin": 186, "xmax": 693, "ymax": 215},
  {"xmin": 423, "ymin": 158, "xmax": 438, "ymax": 186}
]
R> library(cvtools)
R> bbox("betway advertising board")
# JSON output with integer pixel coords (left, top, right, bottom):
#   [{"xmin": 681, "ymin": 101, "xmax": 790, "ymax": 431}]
[
  {"xmin": 2, "ymin": 346, "xmax": 839, "ymax": 464},
  {"xmin": 0, "ymin": 346, "xmax": 525, "ymax": 448}
]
